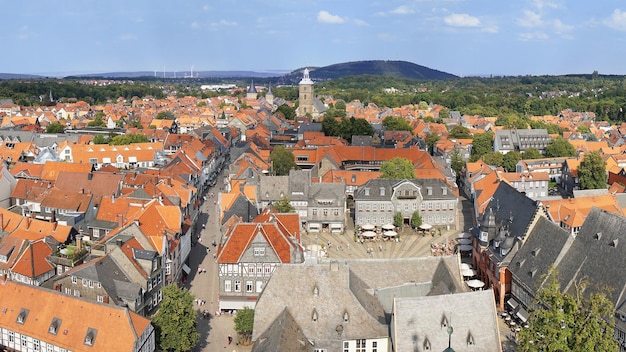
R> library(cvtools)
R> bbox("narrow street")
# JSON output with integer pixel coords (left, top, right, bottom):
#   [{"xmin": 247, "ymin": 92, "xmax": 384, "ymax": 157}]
[{"xmin": 183, "ymin": 165, "xmax": 251, "ymax": 352}]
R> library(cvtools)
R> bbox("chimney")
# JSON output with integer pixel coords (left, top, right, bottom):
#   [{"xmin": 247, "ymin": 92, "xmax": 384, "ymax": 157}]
[
  {"xmin": 80, "ymin": 188, "xmax": 84, "ymax": 194},
  {"xmin": 50, "ymin": 210, "xmax": 56, "ymax": 223},
  {"xmin": 111, "ymin": 193, "xmax": 115, "ymax": 203},
  {"xmin": 117, "ymin": 214, "xmax": 124, "ymax": 228}
]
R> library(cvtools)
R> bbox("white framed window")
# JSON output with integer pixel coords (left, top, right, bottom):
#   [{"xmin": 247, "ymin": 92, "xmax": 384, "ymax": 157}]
[
  {"xmin": 89, "ymin": 280, "xmax": 94, "ymax": 288},
  {"xmin": 225, "ymin": 280, "xmax": 232, "ymax": 292},
  {"xmin": 246, "ymin": 281, "xmax": 253, "ymax": 293},
  {"xmin": 343, "ymin": 341, "xmax": 350, "ymax": 352},
  {"xmin": 264, "ymin": 265, "xmax": 271, "ymax": 276},
  {"xmin": 234, "ymin": 280, "xmax": 241, "ymax": 292},
  {"xmin": 73, "ymin": 289, "xmax": 80, "ymax": 297},
  {"xmin": 97, "ymin": 295, "xmax": 104, "ymax": 303},
  {"xmin": 64, "ymin": 287, "xmax": 71, "ymax": 295},
  {"xmin": 254, "ymin": 247, "xmax": 265, "ymax": 256},
  {"xmin": 82, "ymin": 278, "xmax": 87, "ymax": 287},
  {"xmin": 72, "ymin": 276, "xmax": 77, "ymax": 284},
  {"xmin": 356, "ymin": 339, "xmax": 366, "ymax": 352}
]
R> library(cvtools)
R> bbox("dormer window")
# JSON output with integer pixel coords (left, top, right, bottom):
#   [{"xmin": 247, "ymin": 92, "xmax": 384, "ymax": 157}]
[
  {"xmin": 595, "ymin": 232, "xmax": 602, "ymax": 240},
  {"xmin": 343, "ymin": 311, "xmax": 349, "ymax": 323},
  {"xmin": 532, "ymin": 248, "xmax": 541, "ymax": 256},
  {"xmin": 16, "ymin": 308, "xmax": 29, "ymax": 324},
  {"xmin": 84, "ymin": 328, "xmax": 97, "ymax": 346},
  {"xmin": 442, "ymin": 187, "xmax": 447, "ymax": 195},
  {"xmin": 364, "ymin": 188, "xmax": 370, "ymax": 196},
  {"xmin": 467, "ymin": 332, "xmax": 475, "ymax": 345},
  {"xmin": 427, "ymin": 187, "xmax": 432, "ymax": 196},
  {"xmin": 312, "ymin": 309, "xmax": 318, "ymax": 322},
  {"xmin": 49, "ymin": 318, "xmax": 61, "ymax": 335},
  {"xmin": 423, "ymin": 338, "xmax": 431, "ymax": 350},
  {"xmin": 313, "ymin": 286, "xmax": 319, "ymax": 297},
  {"xmin": 379, "ymin": 187, "xmax": 385, "ymax": 196},
  {"xmin": 441, "ymin": 315, "xmax": 448, "ymax": 328}
]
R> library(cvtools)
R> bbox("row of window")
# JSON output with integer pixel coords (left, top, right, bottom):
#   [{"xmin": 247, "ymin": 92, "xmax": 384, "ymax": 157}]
[
  {"xmin": 312, "ymin": 209, "xmax": 340, "ymax": 216},
  {"xmin": 358, "ymin": 201, "xmax": 455, "ymax": 212},
  {"xmin": 224, "ymin": 263, "xmax": 273, "ymax": 276},
  {"xmin": 224, "ymin": 279, "xmax": 263, "ymax": 293},
  {"xmin": 2, "ymin": 329, "xmax": 68, "ymax": 352},
  {"xmin": 358, "ymin": 214, "xmax": 454, "ymax": 225},
  {"xmin": 343, "ymin": 339, "xmax": 378, "ymax": 352},
  {"xmin": 514, "ymin": 180, "xmax": 547, "ymax": 188},
  {"xmin": 71, "ymin": 276, "xmax": 102, "ymax": 289}
]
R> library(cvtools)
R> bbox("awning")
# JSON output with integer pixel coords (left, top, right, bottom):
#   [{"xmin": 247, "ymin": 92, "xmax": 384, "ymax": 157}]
[
  {"xmin": 507, "ymin": 298, "xmax": 520, "ymax": 311},
  {"xmin": 308, "ymin": 223, "xmax": 321, "ymax": 229},
  {"xmin": 516, "ymin": 307, "xmax": 529, "ymax": 323},
  {"xmin": 383, "ymin": 231, "xmax": 398, "ymax": 237},
  {"xmin": 330, "ymin": 223, "xmax": 342, "ymax": 229},
  {"xmin": 361, "ymin": 231, "xmax": 376, "ymax": 238},
  {"xmin": 182, "ymin": 264, "xmax": 191, "ymax": 275},
  {"xmin": 457, "ymin": 238, "xmax": 472, "ymax": 245},
  {"xmin": 466, "ymin": 279, "xmax": 485, "ymax": 289},
  {"xmin": 219, "ymin": 299, "xmax": 255, "ymax": 311},
  {"xmin": 459, "ymin": 244, "xmax": 473, "ymax": 252},
  {"xmin": 382, "ymin": 223, "xmax": 395, "ymax": 231},
  {"xmin": 361, "ymin": 224, "xmax": 375, "ymax": 231},
  {"xmin": 419, "ymin": 223, "xmax": 432, "ymax": 230}
]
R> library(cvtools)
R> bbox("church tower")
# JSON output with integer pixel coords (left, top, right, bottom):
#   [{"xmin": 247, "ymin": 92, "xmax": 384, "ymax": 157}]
[
  {"xmin": 296, "ymin": 68, "xmax": 314, "ymax": 117},
  {"xmin": 266, "ymin": 84, "xmax": 274, "ymax": 105},
  {"xmin": 246, "ymin": 80, "xmax": 258, "ymax": 100}
]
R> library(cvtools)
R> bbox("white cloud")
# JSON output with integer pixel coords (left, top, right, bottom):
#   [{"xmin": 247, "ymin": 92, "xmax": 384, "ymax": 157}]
[
  {"xmin": 532, "ymin": 0, "xmax": 559, "ymax": 10},
  {"xmin": 317, "ymin": 10, "xmax": 345, "ymax": 24},
  {"xmin": 552, "ymin": 19, "xmax": 573, "ymax": 34},
  {"xmin": 517, "ymin": 10, "xmax": 543, "ymax": 28},
  {"xmin": 390, "ymin": 6, "xmax": 414, "ymax": 15},
  {"xmin": 604, "ymin": 9, "xmax": 626, "ymax": 31},
  {"xmin": 482, "ymin": 25, "xmax": 499, "ymax": 33},
  {"xmin": 119, "ymin": 34, "xmax": 137, "ymax": 41},
  {"xmin": 353, "ymin": 19, "xmax": 369, "ymax": 26},
  {"xmin": 519, "ymin": 32, "xmax": 549, "ymax": 41},
  {"xmin": 444, "ymin": 13, "xmax": 480, "ymax": 27}
]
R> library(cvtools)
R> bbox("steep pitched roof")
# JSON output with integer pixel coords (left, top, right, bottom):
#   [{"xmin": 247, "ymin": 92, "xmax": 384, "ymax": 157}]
[{"xmin": 0, "ymin": 280, "xmax": 152, "ymax": 352}]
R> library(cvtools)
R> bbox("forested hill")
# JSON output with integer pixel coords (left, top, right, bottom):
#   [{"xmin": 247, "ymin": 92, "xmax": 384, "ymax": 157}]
[{"xmin": 282, "ymin": 60, "xmax": 457, "ymax": 82}]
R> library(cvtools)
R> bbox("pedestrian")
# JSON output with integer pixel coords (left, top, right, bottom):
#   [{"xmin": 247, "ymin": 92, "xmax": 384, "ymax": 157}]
[{"xmin": 228, "ymin": 335, "xmax": 232, "ymax": 345}]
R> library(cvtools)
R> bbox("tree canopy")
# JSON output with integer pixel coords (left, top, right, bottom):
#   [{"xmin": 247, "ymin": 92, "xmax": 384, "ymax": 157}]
[
  {"xmin": 410, "ymin": 211, "xmax": 422, "ymax": 229},
  {"xmin": 450, "ymin": 149, "xmax": 465, "ymax": 176},
  {"xmin": 234, "ymin": 307, "xmax": 255, "ymax": 345},
  {"xmin": 270, "ymin": 146, "xmax": 298, "ymax": 176},
  {"xmin": 522, "ymin": 148, "xmax": 542, "ymax": 160},
  {"xmin": 470, "ymin": 131, "xmax": 493, "ymax": 161},
  {"xmin": 321, "ymin": 116, "xmax": 374, "ymax": 142},
  {"xmin": 482, "ymin": 152, "xmax": 503, "ymax": 168},
  {"xmin": 448, "ymin": 125, "xmax": 472, "ymax": 139},
  {"xmin": 502, "ymin": 151, "xmax": 522, "ymax": 172},
  {"xmin": 273, "ymin": 197, "xmax": 295, "ymax": 213},
  {"xmin": 380, "ymin": 157, "xmax": 416, "ymax": 179},
  {"xmin": 577, "ymin": 151, "xmax": 607, "ymax": 190},
  {"xmin": 45, "ymin": 122, "xmax": 65, "ymax": 133},
  {"xmin": 545, "ymin": 136, "xmax": 577, "ymax": 158},
  {"xmin": 156, "ymin": 111, "xmax": 176, "ymax": 120},
  {"xmin": 518, "ymin": 268, "xmax": 617, "ymax": 352},
  {"xmin": 393, "ymin": 212, "xmax": 403, "ymax": 228},
  {"xmin": 109, "ymin": 133, "xmax": 149, "ymax": 145},
  {"xmin": 151, "ymin": 284, "xmax": 200, "ymax": 352},
  {"xmin": 382, "ymin": 116, "xmax": 413, "ymax": 133}
]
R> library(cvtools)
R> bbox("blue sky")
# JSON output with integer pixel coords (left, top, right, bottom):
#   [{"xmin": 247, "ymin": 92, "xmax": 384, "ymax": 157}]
[{"xmin": 3, "ymin": 0, "xmax": 626, "ymax": 76}]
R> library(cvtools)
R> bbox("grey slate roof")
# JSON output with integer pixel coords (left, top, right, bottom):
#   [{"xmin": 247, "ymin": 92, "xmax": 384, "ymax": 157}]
[
  {"xmin": 485, "ymin": 181, "xmax": 538, "ymax": 239},
  {"xmin": 253, "ymin": 256, "xmax": 467, "ymax": 350},
  {"xmin": 509, "ymin": 216, "xmax": 573, "ymax": 294},
  {"xmin": 254, "ymin": 262, "xmax": 388, "ymax": 351},
  {"xmin": 393, "ymin": 290, "xmax": 501, "ymax": 352},
  {"xmin": 354, "ymin": 178, "xmax": 457, "ymax": 202},
  {"xmin": 555, "ymin": 208, "xmax": 626, "ymax": 317},
  {"xmin": 221, "ymin": 194, "xmax": 259, "ymax": 224},
  {"xmin": 259, "ymin": 175, "xmax": 289, "ymax": 202},
  {"xmin": 69, "ymin": 255, "xmax": 142, "ymax": 304},
  {"xmin": 252, "ymin": 308, "xmax": 314, "ymax": 352}
]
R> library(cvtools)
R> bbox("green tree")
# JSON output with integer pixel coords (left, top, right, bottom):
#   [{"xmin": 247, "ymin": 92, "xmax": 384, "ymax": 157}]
[
  {"xmin": 156, "ymin": 111, "xmax": 175, "ymax": 120},
  {"xmin": 234, "ymin": 307, "xmax": 255, "ymax": 345},
  {"xmin": 576, "ymin": 125, "xmax": 590, "ymax": 134},
  {"xmin": 418, "ymin": 101, "xmax": 429, "ymax": 110},
  {"xmin": 438, "ymin": 108, "xmax": 450, "ymax": 119},
  {"xmin": 518, "ymin": 269, "xmax": 617, "ymax": 352},
  {"xmin": 88, "ymin": 112, "xmax": 106, "ymax": 127},
  {"xmin": 448, "ymin": 125, "xmax": 472, "ymax": 139},
  {"xmin": 545, "ymin": 136, "xmax": 577, "ymax": 158},
  {"xmin": 380, "ymin": 157, "xmax": 416, "ymax": 179},
  {"xmin": 578, "ymin": 151, "xmax": 607, "ymax": 190},
  {"xmin": 425, "ymin": 133, "xmax": 440, "ymax": 154},
  {"xmin": 351, "ymin": 118, "xmax": 374, "ymax": 137},
  {"xmin": 273, "ymin": 197, "xmax": 295, "ymax": 213},
  {"xmin": 522, "ymin": 148, "xmax": 542, "ymax": 160},
  {"xmin": 92, "ymin": 134, "xmax": 109, "ymax": 144},
  {"xmin": 393, "ymin": 212, "xmax": 403, "ymax": 228},
  {"xmin": 276, "ymin": 104, "xmax": 296, "ymax": 120},
  {"xmin": 502, "ymin": 151, "xmax": 522, "ymax": 172},
  {"xmin": 450, "ymin": 149, "xmax": 465, "ymax": 176},
  {"xmin": 471, "ymin": 131, "xmax": 494, "ymax": 161},
  {"xmin": 270, "ymin": 146, "xmax": 297, "ymax": 176},
  {"xmin": 109, "ymin": 133, "xmax": 149, "ymax": 145},
  {"xmin": 410, "ymin": 211, "xmax": 422, "ymax": 229},
  {"xmin": 482, "ymin": 152, "xmax": 503, "ymax": 167},
  {"xmin": 152, "ymin": 284, "xmax": 200, "ymax": 352},
  {"xmin": 45, "ymin": 122, "xmax": 65, "ymax": 133},
  {"xmin": 382, "ymin": 116, "xmax": 413, "ymax": 132}
]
